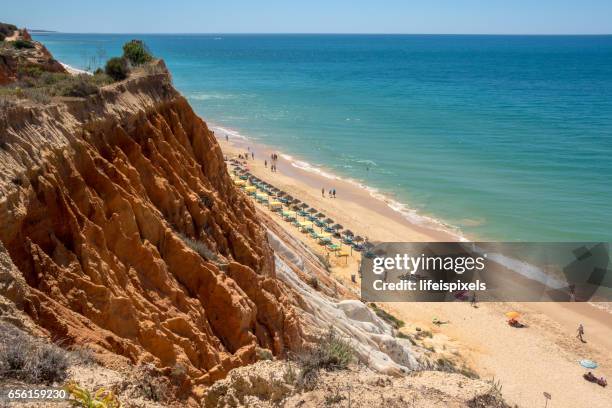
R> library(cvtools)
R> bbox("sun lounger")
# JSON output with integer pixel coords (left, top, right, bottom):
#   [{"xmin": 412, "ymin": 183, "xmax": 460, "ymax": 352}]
[{"xmin": 584, "ymin": 372, "xmax": 608, "ymax": 387}]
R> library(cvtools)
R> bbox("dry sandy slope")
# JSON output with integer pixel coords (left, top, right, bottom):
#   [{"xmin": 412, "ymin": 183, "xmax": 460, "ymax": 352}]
[{"xmin": 203, "ymin": 360, "xmax": 509, "ymax": 408}]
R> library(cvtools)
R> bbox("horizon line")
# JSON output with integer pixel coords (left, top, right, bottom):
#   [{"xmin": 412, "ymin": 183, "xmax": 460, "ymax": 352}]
[{"xmin": 30, "ymin": 31, "xmax": 612, "ymax": 36}]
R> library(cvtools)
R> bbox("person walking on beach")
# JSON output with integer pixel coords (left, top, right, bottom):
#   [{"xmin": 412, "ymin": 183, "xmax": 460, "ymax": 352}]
[
  {"xmin": 577, "ymin": 323, "xmax": 585, "ymax": 342},
  {"xmin": 322, "ymin": 188, "xmax": 325, "ymax": 197},
  {"xmin": 225, "ymin": 134, "xmax": 228, "ymax": 142},
  {"xmin": 470, "ymin": 292, "xmax": 478, "ymax": 308},
  {"xmin": 251, "ymin": 152, "xmax": 254, "ymax": 160},
  {"xmin": 569, "ymin": 284, "xmax": 576, "ymax": 302},
  {"xmin": 264, "ymin": 160, "xmax": 267, "ymax": 168},
  {"xmin": 332, "ymin": 189, "xmax": 336, "ymax": 198}
]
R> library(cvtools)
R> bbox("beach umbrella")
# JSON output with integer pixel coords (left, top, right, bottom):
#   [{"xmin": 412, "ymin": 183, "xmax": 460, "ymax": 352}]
[
  {"xmin": 344, "ymin": 229, "xmax": 354, "ymax": 237},
  {"xmin": 324, "ymin": 218, "xmax": 334, "ymax": 225},
  {"xmin": 332, "ymin": 224, "xmax": 343, "ymax": 230},
  {"xmin": 292, "ymin": 198, "xmax": 301, "ymax": 204},
  {"xmin": 277, "ymin": 191, "xmax": 287, "ymax": 197},
  {"xmin": 579, "ymin": 359, "xmax": 598, "ymax": 369},
  {"xmin": 308, "ymin": 208, "xmax": 318, "ymax": 214},
  {"xmin": 316, "ymin": 213, "xmax": 325, "ymax": 219},
  {"xmin": 505, "ymin": 311, "xmax": 521, "ymax": 320},
  {"xmin": 299, "ymin": 203, "xmax": 309, "ymax": 209},
  {"xmin": 353, "ymin": 236, "xmax": 364, "ymax": 243}
]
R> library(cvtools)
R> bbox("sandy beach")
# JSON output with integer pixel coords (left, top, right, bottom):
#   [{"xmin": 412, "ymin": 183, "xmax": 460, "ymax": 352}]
[{"xmin": 217, "ymin": 130, "xmax": 612, "ymax": 408}]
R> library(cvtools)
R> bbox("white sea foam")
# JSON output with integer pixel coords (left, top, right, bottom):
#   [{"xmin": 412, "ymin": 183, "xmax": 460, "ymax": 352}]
[
  {"xmin": 60, "ymin": 62, "xmax": 91, "ymax": 76},
  {"xmin": 188, "ymin": 92, "xmax": 236, "ymax": 101},
  {"xmin": 478, "ymin": 249, "xmax": 567, "ymax": 289},
  {"xmin": 282, "ymin": 150, "xmax": 468, "ymax": 241},
  {"xmin": 211, "ymin": 125, "xmax": 249, "ymax": 140}
]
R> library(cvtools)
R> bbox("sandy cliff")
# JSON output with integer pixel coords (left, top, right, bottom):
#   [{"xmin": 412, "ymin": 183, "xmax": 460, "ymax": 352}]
[{"xmin": 0, "ymin": 60, "xmax": 302, "ymax": 389}]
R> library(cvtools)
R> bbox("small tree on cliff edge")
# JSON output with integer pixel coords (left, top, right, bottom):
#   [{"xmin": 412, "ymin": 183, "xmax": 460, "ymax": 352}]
[
  {"xmin": 104, "ymin": 57, "xmax": 128, "ymax": 81},
  {"xmin": 122, "ymin": 40, "xmax": 152, "ymax": 65}
]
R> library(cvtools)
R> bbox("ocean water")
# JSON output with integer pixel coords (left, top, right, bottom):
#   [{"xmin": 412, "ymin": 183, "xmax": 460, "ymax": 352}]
[{"xmin": 33, "ymin": 33, "xmax": 612, "ymax": 242}]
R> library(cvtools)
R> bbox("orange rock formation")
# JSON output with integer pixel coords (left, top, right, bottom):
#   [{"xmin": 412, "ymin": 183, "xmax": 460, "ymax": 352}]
[{"xmin": 0, "ymin": 61, "xmax": 302, "ymax": 389}]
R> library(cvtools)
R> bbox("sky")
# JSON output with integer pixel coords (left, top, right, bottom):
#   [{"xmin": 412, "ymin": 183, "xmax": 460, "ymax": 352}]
[{"xmin": 4, "ymin": 0, "xmax": 612, "ymax": 34}]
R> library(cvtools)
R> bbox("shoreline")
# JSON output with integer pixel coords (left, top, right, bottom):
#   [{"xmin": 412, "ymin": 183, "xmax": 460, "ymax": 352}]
[
  {"xmin": 60, "ymin": 61, "xmax": 91, "ymax": 75},
  {"xmin": 212, "ymin": 124, "xmax": 465, "ymax": 243}
]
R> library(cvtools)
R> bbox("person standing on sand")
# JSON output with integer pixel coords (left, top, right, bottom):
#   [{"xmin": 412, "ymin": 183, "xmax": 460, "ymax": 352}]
[
  {"xmin": 252, "ymin": 152, "xmax": 254, "ymax": 160},
  {"xmin": 569, "ymin": 284, "xmax": 576, "ymax": 302},
  {"xmin": 333, "ymin": 189, "xmax": 336, "ymax": 198},
  {"xmin": 225, "ymin": 134, "xmax": 228, "ymax": 141},
  {"xmin": 264, "ymin": 160, "xmax": 267, "ymax": 168},
  {"xmin": 577, "ymin": 323, "xmax": 585, "ymax": 342},
  {"xmin": 322, "ymin": 188, "xmax": 325, "ymax": 197}
]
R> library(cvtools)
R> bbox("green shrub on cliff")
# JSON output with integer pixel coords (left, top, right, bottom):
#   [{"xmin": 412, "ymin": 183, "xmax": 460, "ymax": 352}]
[
  {"xmin": 105, "ymin": 57, "xmax": 128, "ymax": 81},
  {"xmin": 12, "ymin": 39, "xmax": 35, "ymax": 49},
  {"xmin": 294, "ymin": 328, "xmax": 354, "ymax": 390},
  {"xmin": 122, "ymin": 40, "xmax": 152, "ymax": 65}
]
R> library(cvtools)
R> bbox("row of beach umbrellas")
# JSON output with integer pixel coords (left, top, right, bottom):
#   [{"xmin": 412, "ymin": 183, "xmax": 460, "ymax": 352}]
[{"xmin": 231, "ymin": 165, "xmax": 370, "ymax": 246}]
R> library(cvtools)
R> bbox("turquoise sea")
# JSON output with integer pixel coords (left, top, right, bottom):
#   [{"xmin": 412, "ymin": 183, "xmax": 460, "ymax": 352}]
[{"xmin": 33, "ymin": 33, "xmax": 612, "ymax": 242}]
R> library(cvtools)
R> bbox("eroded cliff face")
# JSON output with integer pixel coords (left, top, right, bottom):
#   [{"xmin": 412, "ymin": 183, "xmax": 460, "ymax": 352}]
[{"xmin": 0, "ymin": 64, "xmax": 302, "ymax": 388}]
